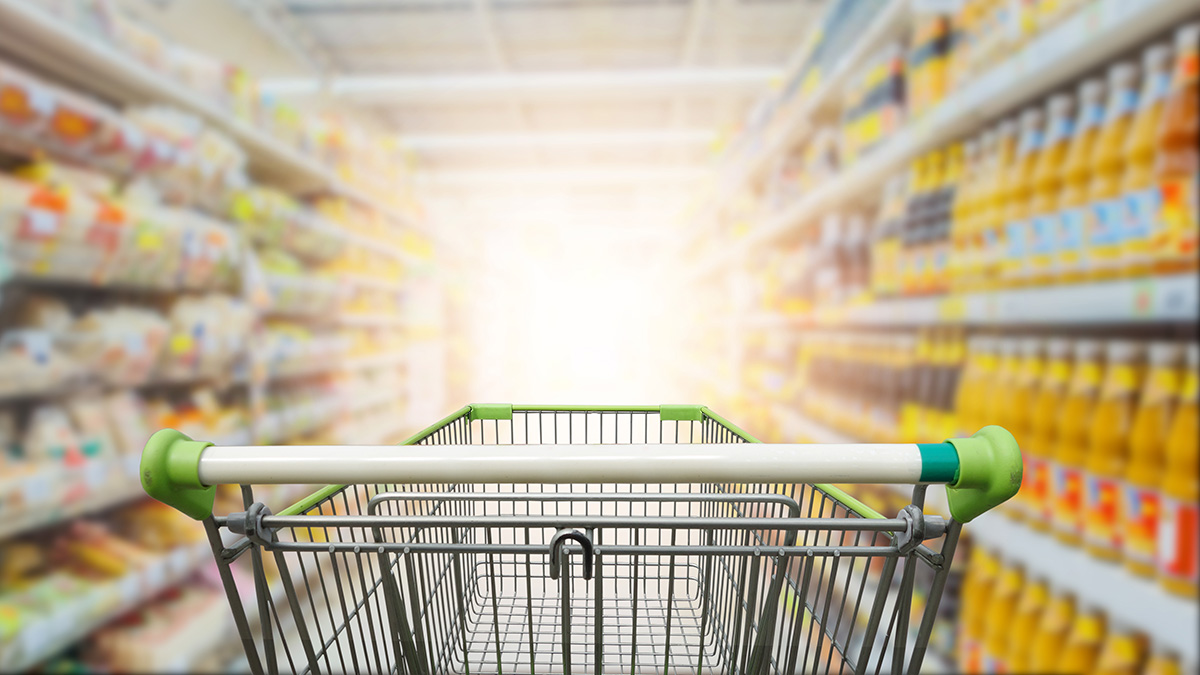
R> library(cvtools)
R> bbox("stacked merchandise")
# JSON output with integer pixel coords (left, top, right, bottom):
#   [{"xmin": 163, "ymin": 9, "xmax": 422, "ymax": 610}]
[
  {"xmin": 0, "ymin": 1, "xmax": 433, "ymax": 670},
  {"xmin": 679, "ymin": 1, "xmax": 1200, "ymax": 673}
]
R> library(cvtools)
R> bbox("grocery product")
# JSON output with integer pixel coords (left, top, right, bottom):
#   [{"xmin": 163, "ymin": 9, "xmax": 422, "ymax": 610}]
[
  {"xmin": 1085, "ymin": 340, "xmax": 1146, "ymax": 560},
  {"xmin": 979, "ymin": 118, "xmax": 1018, "ymax": 289},
  {"xmin": 1005, "ymin": 576, "xmax": 1050, "ymax": 674},
  {"xmin": 1159, "ymin": 343, "xmax": 1199, "ymax": 597},
  {"xmin": 1057, "ymin": 77, "xmax": 1107, "ymax": 283},
  {"xmin": 1000, "ymin": 107, "xmax": 1044, "ymax": 286},
  {"xmin": 1029, "ymin": 591, "xmax": 1077, "ymax": 672},
  {"xmin": 1051, "ymin": 338, "xmax": 1103, "ymax": 545},
  {"xmin": 1096, "ymin": 630, "xmax": 1150, "ymax": 675},
  {"xmin": 1008, "ymin": 337, "xmax": 1044, "ymax": 521},
  {"xmin": 1121, "ymin": 42, "xmax": 1175, "ymax": 278},
  {"xmin": 1058, "ymin": 607, "xmax": 1108, "ymax": 674},
  {"xmin": 981, "ymin": 562, "xmax": 1023, "ymax": 672},
  {"xmin": 1028, "ymin": 93, "xmax": 1075, "ymax": 286},
  {"xmin": 1124, "ymin": 341, "xmax": 1185, "ymax": 576},
  {"xmin": 957, "ymin": 546, "xmax": 998, "ymax": 672},
  {"xmin": 1087, "ymin": 61, "xmax": 1142, "ymax": 280},
  {"xmin": 1154, "ymin": 23, "xmax": 1200, "ymax": 272},
  {"xmin": 1028, "ymin": 337, "xmax": 1072, "ymax": 530}
]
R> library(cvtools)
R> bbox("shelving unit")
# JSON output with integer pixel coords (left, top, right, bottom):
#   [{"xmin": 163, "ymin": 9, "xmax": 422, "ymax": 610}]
[
  {"xmin": 739, "ymin": 273, "xmax": 1199, "ymax": 328},
  {"xmin": 684, "ymin": 0, "xmax": 1200, "ymax": 279},
  {"xmin": 766, "ymin": 403, "xmax": 1200, "ymax": 668}
]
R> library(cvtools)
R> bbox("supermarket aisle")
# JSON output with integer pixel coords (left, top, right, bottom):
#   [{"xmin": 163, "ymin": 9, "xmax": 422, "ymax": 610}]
[
  {"xmin": 0, "ymin": 0, "xmax": 1197, "ymax": 672},
  {"xmin": 681, "ymin": 0, "xmax": 1200, "ymax": 673}
]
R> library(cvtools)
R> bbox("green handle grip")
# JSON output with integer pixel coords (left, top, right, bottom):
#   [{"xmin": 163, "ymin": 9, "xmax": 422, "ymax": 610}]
[
  {"xmin": 944, "ymin": 425, "xmax": 1022, "ymax": 523},
  {"xmin": 141, "ymin": 428, "xmax": 215, "ymax": 520}
]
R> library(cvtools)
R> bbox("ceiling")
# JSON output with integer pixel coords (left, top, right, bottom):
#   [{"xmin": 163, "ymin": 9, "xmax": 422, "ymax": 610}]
[{"xmin": 115, "ymin": 0, "xmax": 824, "ymax": 230}]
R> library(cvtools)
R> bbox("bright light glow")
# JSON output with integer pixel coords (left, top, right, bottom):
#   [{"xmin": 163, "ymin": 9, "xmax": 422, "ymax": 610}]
[{"xmin": 399, "ymin": 129, "xmax": 716, "ymax": 151}]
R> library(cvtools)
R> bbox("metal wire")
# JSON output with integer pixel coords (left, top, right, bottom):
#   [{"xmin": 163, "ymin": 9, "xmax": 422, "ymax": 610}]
[{"xmin": 208, "ymin": 409, "xmax": 955, "ymax": 675}]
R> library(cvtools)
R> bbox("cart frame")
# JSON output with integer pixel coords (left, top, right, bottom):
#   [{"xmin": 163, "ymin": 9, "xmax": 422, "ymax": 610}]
[{"xmin": 141, "ymin": 404, "xmax": 1021, "ymax": 675}]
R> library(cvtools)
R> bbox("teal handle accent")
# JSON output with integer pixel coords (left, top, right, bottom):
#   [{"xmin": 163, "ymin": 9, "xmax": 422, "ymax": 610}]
[
  {"xmin": 917, "ymin": 443, "xmax": 960, "ymax": 483},
  {"xmin": 141, "ymin": 428, "xmax": 215, "ymax": 520},
  {"xmin": 944, "ymin": 426, "xmax": 1022, "ymax": 523}
]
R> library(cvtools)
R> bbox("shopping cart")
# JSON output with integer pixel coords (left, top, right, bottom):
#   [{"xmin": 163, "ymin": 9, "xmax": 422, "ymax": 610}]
[{"xmin": 140, "ymin": 404, "xmax": 1020, "ymax": 675}]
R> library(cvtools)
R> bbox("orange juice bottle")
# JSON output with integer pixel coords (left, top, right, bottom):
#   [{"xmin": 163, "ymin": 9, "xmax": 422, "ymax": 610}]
[
  {"xmin": 1029, "ymin": 592, "xmax": 1076, "ymax": 673},
  {"xmin": 965, "ymin": 130, "xmax": 998, "ymax": 291},
  {"xmin": 1086, "ymin": 61, "xmax": 1142, "ymax": 280},
  {"xmin": 1085, "ymin": 340, "xmax": 1146, "ymax": 560},
  {"xmin": 1094, "ymin": 630, "xmax": 1149, "ymax": 675},
  {"xmin": 1009, "ymin": 337, "xmax": 1044, "ymax": 521},
  {"xmin": 1154, "ymin": 22, "xmax": 1200, "ymax": 273},
  {"xmin": 1144, "ymin": 649, "xmax": 1184, "ymax": 675},
  {"xmin": 987, "ymin": 337, "xmax": 1020, "ymax": 431},
  {"xmin": 1027, "ymin": 93, "xmax": 1075, "ymax": 286},
  {"xmin": 1124, "ymin": 340, "xmax": 1184, "ymax": 576},
  {"xmin": 981, "ymin": 562, "xmax": 1023, "ymax": 672},
  {"xmin": 1052, "ymin": 338, "xmax": 1103, "ymax": 546},
  {"xmin": 1056, "ymin": 78, "xmax": 1107, "ymax": 284},
  {"xmin": 979, "ymin": 119, "xmax": 1019, "ymax": 290},
  {"xmin": 1005, "ymin": 576, "xmax": 1049, "ymax": 673},
  {"xmin": 950, "ymin": 137, "xmax": 980, "ymax": 291},
  {"xmin": 1057, "ymin": 607, "xmax": 1106, "ymax": 673},
  {"xmin": 1119, "ymin": 42, "xmax": 1174, "ymax": 279},
  {"xmin": 1028, "ymin": 337, "xmax": 1072, "ymax": 531},
  {"xmin": 958, "ymin": 546, "xmax": 999, "ymax": 673},
  {"xmin": 1000, "ymin": 107, "xmax": 1045, "ymax": 287},
  {"xmin": 1159, "ymin": 342, "xmax": 1199, "ymax": 597}
]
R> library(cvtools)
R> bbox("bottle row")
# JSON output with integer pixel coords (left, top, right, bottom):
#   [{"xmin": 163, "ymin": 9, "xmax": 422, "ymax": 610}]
[
  {"xmin": 794, "ymin": 330, "xmax": 1199, "ymax": 597},
  {"xmin": 756, "ymin": 19, "xmax": 1197, "ymax": 313}
]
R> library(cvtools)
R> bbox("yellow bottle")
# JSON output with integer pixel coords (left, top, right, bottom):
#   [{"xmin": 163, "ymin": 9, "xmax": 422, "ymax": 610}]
[
  {"xmin": 953, "ymin": 335, "xmax": 985, "ymax": 436},
  {"xmin": 1124, "ymin": 341, "xmax": 1184, "ymax": 576},
  {"xmin": 1057, "ymin": 607, "xmax": 1106, "ymax": 674},
  {"xmin": 1005, "ymin": 576, "xmax": 1049, "ymax": 673},
  {"xmin": 1094, "ymin": 630, "xmax": 1149, "ymax": 675},
  {"xmin": 1159, "ymin": 342, "xmax": 1199, "ymax": 597},
  {"xmin": 987, "ymin": 338, "xmax": 1020, "ymax": 433},
  {"xmin": 1000, "ymin": 107, "xmax": 1045, "ymax": 287},
  {"xmin": 1028, "ymin": 338, "xmax": 1072, "ymax": 531},
  {"xmin": 979, "ymin": 119, "xmax": 1019, "ymax": 290},
  {"xmin": 1056, "ymin": 78, "xmax": 1107, "ymax": 283},
  {"xmin": 902, "ymin": 156, "xmax": 930, "ymax": 296},
  {"xmin": 1009, "ymin": 337, "xmax": 1045, "ymax": 522},
  {"xmin": 1085, "ymin": 340, "xmax": 1146, "ymax": 560},
  {"xmin": 1118, "ymin": 43, "xmax": 1174, "ymax": 279},
  {"xmin": 950, "ymin": 137, "xmax": 981, "ymax": 291},
  {"xmin": 958, "ymin": 547, "xmax": 1000, "ymax": 673},
  {"xmin": 1086, "ymin": 62, "xmax": 1142, "ymax": 280},
  {"xmin": 1154, "ymin": 23, "xmax": 1200, "ymax": 274},
  {"xmin": 1027, "ymin": 93, "xmax": 1075, "ymax": 286},
  {"xmin": 1028, "ymin": 592, "xmax": 1076, "ymax": 673},
  {"xmin": 1052, "ymin": 338, "xmax": 1104, "ymax": 546},
  {"xmin": 1143, "ymin": 649, "xmax": 1184, "ymax": 675},
  {"xmin": 981, "ymin": 563, "xmax": 1024, "ymax": 672}
]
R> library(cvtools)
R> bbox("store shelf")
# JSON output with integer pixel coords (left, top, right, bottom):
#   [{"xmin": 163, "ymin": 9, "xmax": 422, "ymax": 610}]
[
  {"xmin": 0, "ymin": 368, "xmax": 251, "ymax": 404},
  {"xmin": 691, "ymin": 0, "xmax": 1200, "ymax": 274},
  {"xmin": 342, "ymin": 351, "xmax": 408, "ymax": 370},
  {"xmin": 770, "ymin": 404, "xmax": 1200, "ymax": 668},
  {"xmin": 341, "ymin": 274, "xmax": 407, "ymax": 294},
  {"xmin": 971, "ymin": 513, "xmax": 1200, "ymax": 667},
  {"xmin": 335, "ymin": 314, "xmax": 411, "ymax": 328},
  {"xmin": 0, "ymin": 540, "xmax": 212, "ymax": 672},
  {"xmin": 749, "ymin": 274, "xmax": 1199, "ymax": 328}
]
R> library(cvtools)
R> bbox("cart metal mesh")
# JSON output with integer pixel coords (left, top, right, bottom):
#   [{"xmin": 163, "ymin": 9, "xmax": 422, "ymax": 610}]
[{"xmin": 204, "ymin": 406, "xmax": 962, "ymax": 675}]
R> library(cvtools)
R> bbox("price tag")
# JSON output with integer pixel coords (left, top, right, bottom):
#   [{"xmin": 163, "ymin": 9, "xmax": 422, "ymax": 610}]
[
  {"xmin": 21, "ymin": 207, "xmax": 61, "ymax": 239},
  {"xmin": 125, "ymin": 454, "xmax": 141, "ymax": 479},
  {"xmin": 84, "ymin": 460, "xmax": 109, "ymax": 490},
  {"xmin": 22, "ymin": 468, "xmax": 54, "ymax": 506},
  {"xmin": 118, "ymin": 572, "xmax": 141, "ymax": 604},
  {"xmin": 145, "ymin": 558, "xmax": 167, "ymax": 590},
  {"xmin": 1131, "ymin": 280, "xmax": 1154, "ymax": 317},
  {"xmin": 124, "ymin": 332, "xmax": 146, "ymax": 357},
  {"xmin": 24, "ymin": 82, "xmax": 53, "ymax": 116}
]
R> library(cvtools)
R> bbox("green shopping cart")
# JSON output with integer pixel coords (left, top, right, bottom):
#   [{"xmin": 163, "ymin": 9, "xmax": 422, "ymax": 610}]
[{"xmin": 141, "ymin": 404, "xmax": 1020, "ymax": 675}]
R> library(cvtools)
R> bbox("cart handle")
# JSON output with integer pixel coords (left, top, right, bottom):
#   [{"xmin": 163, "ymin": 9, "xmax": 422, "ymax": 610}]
[{"xmin": 140, "ymin": 426, "xmax": 1020, "ymax": 523}]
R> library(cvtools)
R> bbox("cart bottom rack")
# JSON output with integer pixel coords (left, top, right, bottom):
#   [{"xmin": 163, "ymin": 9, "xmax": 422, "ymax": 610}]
[{"xmin": 140, "ymin": 404, "xmax": 1021, "ymax": 675}]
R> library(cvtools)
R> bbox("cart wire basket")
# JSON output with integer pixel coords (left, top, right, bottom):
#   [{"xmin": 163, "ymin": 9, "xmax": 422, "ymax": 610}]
[{"xmin": 141, "ymin": 404, "xmax": 1021, "ymax": 675}]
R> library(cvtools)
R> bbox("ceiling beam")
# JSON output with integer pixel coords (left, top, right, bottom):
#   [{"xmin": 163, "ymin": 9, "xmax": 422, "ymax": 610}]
[
  {"xmin": 261, "ymin": 67, "xmax": 779, "ymax": 102},
  {"xmin": 416, "ymin": 166, "xmax": 707, "ymax": 187},
  {"xmin": 399, "ymin": 129, "xmax": 715, "ymax": 151}
]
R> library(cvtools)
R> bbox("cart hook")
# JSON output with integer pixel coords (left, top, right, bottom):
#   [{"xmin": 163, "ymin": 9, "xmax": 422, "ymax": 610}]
[{"xmin": 548, "ymin": 528, "xmax": 594, "ymax": 581}]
